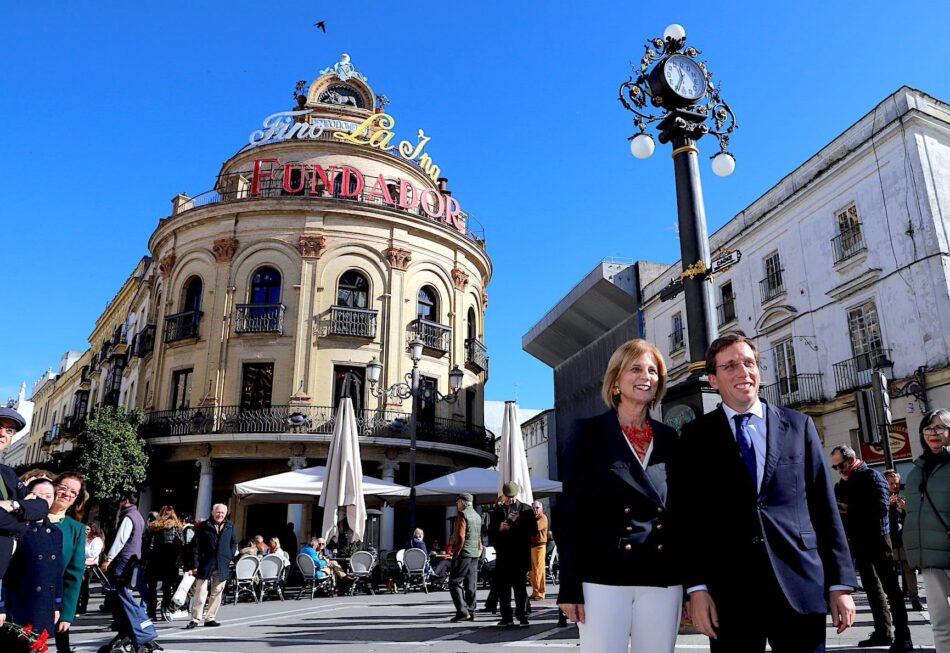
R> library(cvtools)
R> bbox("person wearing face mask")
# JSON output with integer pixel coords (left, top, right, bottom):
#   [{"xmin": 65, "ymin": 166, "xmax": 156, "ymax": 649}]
[
  {"xmin": 904, "ymin": 409, "xmax": 950, "ymax": 652},
  {"xmin": 557, "ymin": 338, "xmax": 681, "ymax": 652},
  {"xmin": 0, "ymin": 477, "xmax": 63, "ymax": 639}
]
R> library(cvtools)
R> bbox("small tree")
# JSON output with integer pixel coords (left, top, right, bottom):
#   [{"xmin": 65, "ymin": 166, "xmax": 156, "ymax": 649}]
[{"xmin": 75, "ymin": 406, "xmax": 149, "ymax": 522}]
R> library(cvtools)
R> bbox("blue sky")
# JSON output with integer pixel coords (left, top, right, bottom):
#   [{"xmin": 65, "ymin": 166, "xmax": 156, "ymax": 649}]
[{"xmin": 2, "ymin": 1, "xmax": 949, "ymax": 410}]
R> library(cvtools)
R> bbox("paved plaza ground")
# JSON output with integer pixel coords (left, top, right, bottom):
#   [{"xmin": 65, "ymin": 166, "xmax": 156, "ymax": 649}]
[{"xmin": 68, "ymin": 582, "xmax": 938, "ymax": 652}]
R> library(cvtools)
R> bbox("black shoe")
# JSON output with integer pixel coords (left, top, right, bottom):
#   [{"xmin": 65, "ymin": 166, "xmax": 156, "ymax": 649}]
[
  {"xmin": 518, "ymin": 618, "xmax": 529, "ymax": 627},
  {"xmin": 449, "ymin": 614, "xmax": 469, "ymax": 622},
  {"xmin": 467, "ymin": 612, "xmax": 475, "ymax": 621},
  {"xmin": 183, "ymin": 621, "xmax": 199, "ymax": 630},
  {"xmin": 204, "ymin": 620, "xmax": 221, "ymax": 627},
  {"xmin": 911, "ymin": 598, "xmax": 924, "ymax": 611},
  {"xmin": 484, "ymin": 603, "xmax": 497, "ymax": 614},
  {"xmin": 858, "ymin": 633, "xmax": 894, "ymax": 647},
  {"xmin": 496, "ymin": 619, "xmax": 514, "ymax": 627},
  {"xmin": 888, "ymin": 640, "xmax": 914, "ymax": 653}
]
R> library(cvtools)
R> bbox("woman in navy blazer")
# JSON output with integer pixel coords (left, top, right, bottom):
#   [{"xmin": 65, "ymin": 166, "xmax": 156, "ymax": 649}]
[{"xmin": 557, "ymin": 338, "xmax": 682, "ymax": 653}]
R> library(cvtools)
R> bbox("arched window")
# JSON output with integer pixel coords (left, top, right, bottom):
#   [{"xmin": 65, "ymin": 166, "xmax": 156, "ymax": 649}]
[
  {"xmin": 337, "ymin": 270, "xmax": 369, "ymax": 308},
  {"xmin": 417, "ymin": 286, "xmax": 439, "ymax": 322},
  {"xmin": 181, "ymin": 276, "xmax": 202, "ymax": 313},
  {"xmin": 250, "ymin": 267, "xmax": 282, "ymax": 304},
  {"xmin": 467, "ymin": 307, "xmax": 477, "ymax": 341}
]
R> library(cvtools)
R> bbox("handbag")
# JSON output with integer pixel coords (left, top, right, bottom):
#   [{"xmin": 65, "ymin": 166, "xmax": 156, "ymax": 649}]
[{"xmin": 171, "ymin": 573, "xmax": 196, "ymax": 608}]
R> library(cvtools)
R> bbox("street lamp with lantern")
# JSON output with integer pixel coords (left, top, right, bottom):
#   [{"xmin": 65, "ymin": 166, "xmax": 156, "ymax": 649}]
[
  {"xmin": 366, "ymin": 340, "xmax": 464, "ymax": 535},
  {"xmin": 619, "ymin": 23, "xmax": 738, "ymax": 419}
]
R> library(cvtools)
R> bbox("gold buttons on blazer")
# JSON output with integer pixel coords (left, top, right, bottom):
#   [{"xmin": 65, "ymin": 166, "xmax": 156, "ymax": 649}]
[
  {"xmin": 656, "ymin": 523, "xmax": 663, "ymax": 530},
  {"xmin": 624, "ymin": 507, "xmax": 631, "ymax": 514},
  {"xmin": 626, "ymin": 526, "xmax": 633, "ymax": 532},
  {"xmin": 657, "ymin": 544, "xmax": 664, "ymax": 551},
  {"xmin": 657, "ymin": 507, "xmax": 664, "ymax": 514},
  {"xmin": 624, "ymin": 544, "xmax": 632, "ymax": 551}
]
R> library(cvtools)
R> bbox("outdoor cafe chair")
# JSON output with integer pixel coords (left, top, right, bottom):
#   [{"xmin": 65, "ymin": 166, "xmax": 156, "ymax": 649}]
[
  {"xmin": 402, "ymin": 547, "xmax": 429, "ymax": 594},
  {"xmin": 295, "ymin": 553, "xmax": 332, "ymax": 600},
  {"xmin": 545, "ymin": 544, "xmax": 560, "ymax": 584},
  {"xmin": 347, "ymin": 550, "xmax": 376, "ymax": 596},
  {"xmin": 258, "ymin": 553, "xmax": 286, "ymax": 601},
  {"xmin": 233, "ymin": 554, "xmax": 261, "ymax": 604}
]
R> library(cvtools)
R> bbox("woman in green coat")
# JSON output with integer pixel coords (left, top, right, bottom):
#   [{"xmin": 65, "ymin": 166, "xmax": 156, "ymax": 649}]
[
  {"xmin": 904, "ymin": 408, "xmax": 950, "ymax": 652},
  {"xmin": 48, "ymin": 471, "xmax": 87, "ymax": 653}
]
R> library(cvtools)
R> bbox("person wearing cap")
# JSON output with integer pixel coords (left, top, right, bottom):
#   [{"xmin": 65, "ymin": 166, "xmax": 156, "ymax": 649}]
[
  {"xmin": 0, "ymin": 407, "xmax": 52, "ymax": 580},
  {"xmin": 448, "ymin": 492, "xmax": 482, "ymax": 622},
  {"xmin": 487, "ymin": 480, "xmax": 536, "ymax": 627}
]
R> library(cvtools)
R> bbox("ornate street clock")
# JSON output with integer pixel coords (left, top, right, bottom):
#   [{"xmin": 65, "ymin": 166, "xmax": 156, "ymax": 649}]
[{"xmin": 649, "ymin": 54, "xmax": 707, "ymax": 106}]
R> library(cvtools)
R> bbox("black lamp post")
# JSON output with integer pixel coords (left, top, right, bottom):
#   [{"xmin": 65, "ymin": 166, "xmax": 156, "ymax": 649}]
[
  {"xmin": 619, "ymin": 24, "xmax": 738, "ymax": 422},
  {"xmin": 366, "ymin": 342, "xmax": 464, "ymax": 538}
]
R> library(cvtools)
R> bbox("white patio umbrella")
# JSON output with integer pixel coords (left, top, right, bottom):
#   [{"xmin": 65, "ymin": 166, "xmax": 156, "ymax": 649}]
[
  {"xmin": 415, "ymin": 467, "xmax": 561, "ymax": 505},
  {"xmin": 497, "ymin": 401, "xmax": 534, "ymax": 504},
  {"xmin": 319, "ymin": 397, "xmax": 368, "ymax": 542},
  {"xmin": 233, "ymin": 466, "xmax": 409, "ymax": 505}
]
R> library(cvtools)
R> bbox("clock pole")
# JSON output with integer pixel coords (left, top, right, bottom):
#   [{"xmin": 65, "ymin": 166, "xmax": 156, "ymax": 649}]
[{"xmin": 619, "ymin": 24, "xmax": 738, "ymax": 422}]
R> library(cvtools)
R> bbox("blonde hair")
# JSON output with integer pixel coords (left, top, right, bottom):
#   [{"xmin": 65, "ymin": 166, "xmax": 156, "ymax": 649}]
[{"xmin": 601, "ymin": 339, "xmax": 667, "ymax": 409}]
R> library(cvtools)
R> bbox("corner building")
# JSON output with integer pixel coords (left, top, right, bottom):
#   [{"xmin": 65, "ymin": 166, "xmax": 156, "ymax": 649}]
[{"xmin": 132, "ymin": 55, "xmax": 492, "ymax": 548}]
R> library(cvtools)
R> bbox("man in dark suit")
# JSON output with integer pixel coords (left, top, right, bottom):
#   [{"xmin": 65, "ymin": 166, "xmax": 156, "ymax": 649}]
[
  {"xmin": 831, "ymin": 445, "xmax": 913, "ymax": 650},
  {"xmin": 0, "ymin": 407, "xmax": 50, "ymax": 579},
  {"xmin": 670, "ymin": 334, "xmax": 857, "ymax": 653}
]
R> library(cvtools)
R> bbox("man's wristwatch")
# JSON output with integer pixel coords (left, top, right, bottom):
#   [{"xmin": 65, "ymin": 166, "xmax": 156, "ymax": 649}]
[{"xmin": 11, "ymin": 500, "xmax": 22, "ymax": 516}]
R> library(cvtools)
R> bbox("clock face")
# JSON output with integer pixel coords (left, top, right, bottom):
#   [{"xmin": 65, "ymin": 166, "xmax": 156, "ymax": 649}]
[{"xmin": 663, "ymin": 55, "xmax": 706, "ymax": 101}]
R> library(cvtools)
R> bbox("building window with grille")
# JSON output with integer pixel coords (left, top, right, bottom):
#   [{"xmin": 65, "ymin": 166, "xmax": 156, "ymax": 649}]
[
  {"xmin": 240, "ymin": 363, "xmax": 274, "ymax": 410},
  {"xmin": 760, "ymin": 252, "xmax": 785, "ymax": 302},
  {"xmin": 848, "ymin": 301, "xmax": 884, "ymax": 369},
  {"xmin": 718, "ymin": 281, "xmax": 736, "ymax": 325},
  {"xmin": 170, "ymin": 368, "xmax": 193, "ymax": 410},
  {"xmin": 336, "ymin": 270, "xmax": 369, "ymax": 308},
  {"xmin": 417, "ymin": 286, "xmax": 439, "ymax": 322},
  {"xmin": 774, "ymin": 339, "xmax": 799, "ymax": 398},
  {"xmin": 832, "ymin": 203, "xmax": 866, "ymax": 263},
  {"xmin": 670, "ymin": 313, "xmax": 685, "ymax": 352}
]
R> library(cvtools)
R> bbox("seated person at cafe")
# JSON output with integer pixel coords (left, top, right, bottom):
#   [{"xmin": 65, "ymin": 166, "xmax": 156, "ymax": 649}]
[{"xmin": 299, "ymin": 537, "xmax": 331, "ymax": 580}]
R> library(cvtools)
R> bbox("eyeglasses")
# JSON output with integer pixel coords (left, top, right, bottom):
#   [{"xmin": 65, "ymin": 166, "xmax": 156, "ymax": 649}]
[
  {"xmin": 923, "ymin": 425, "xmax": 950, "ymax": 435},
  {"xmin": 831, "ymin": 462, "xmax": 846, "ymax": 471},
  {"xmin": 715, "ymin": 359, "xmax": 758, "ymax": 373},
  {"xmin": 55, "ymin": 485, "xmax": 80, "ymax": 499}
]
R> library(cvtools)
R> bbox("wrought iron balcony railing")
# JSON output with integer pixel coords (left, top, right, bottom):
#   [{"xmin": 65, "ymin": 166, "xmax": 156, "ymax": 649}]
[
  {"xmin": 408, "ymin": 319, "xmax": 451, "ymax": 354},
  {"xmin": 465, "ymin": 339, "xmax": 488, "ymax": 373},
  {"xmin": 831, "ymin": 224, "xmax": 867, "ymax": 264},
  {"xmin": 760, "ymin": 373, "xmax": 824, "ymax": 407},
  {"xmin": 133, "ymin": 325, "xmax": 156, "ymax": 358},
  {"xmin": 833, "ymin": 348, "xmax": 891, "ymax": 394},
  {"xmin": 235, "ymin": 304, "xmax": 285, "ymax": 334},
  {"xmin": 759, "ymin": 271, "xmax": 786, "ymax": 303},
  {"xmin": 140, "ymin": 404, "xmax": 495, "ymax": 454},
  {"xmin": 717, "ymin": 300, "xmax": 737, "ymax": 326},
  {"xmin": 329, "ymin": 306, "xmax": 378, "ymax": 338},
  {"xmin": 164, "ymin": 310, "xmax": 202, "ymax": 342}
]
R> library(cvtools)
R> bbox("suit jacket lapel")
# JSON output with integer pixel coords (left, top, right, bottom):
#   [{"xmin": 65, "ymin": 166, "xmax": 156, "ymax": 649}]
[
  {"xmin": 603, "ymin": 412, "xmax": 662, "ymax": 504},
  {"xmin": 759, "ymin": 401, "xmax": 787, "ymax": 495}
]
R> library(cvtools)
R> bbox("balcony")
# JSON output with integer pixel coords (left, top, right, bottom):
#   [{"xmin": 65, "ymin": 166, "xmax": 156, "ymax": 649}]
[
  {"xmin": 235, "ymin": 304, "xmax": 285, "ymax": 334},
  {"xmin": 329, "ymin": 306, "xmax": 378, "ymax": 338},
  {"xmin": 833, "ymin": 348, "xmax": 891, "ymax": 394},
  {"xmin": 669, "ymin": 328, "xmax": 685, "ymax": 354},
  {"xmin": 760, "ymin": 373, "xmax": 824, "ymax": 407},
  {"xmin": 164, "ymin": 310, "xmax": 202, "ymax": 343},
  {"xmin": 759, "ymin": 271, "xmax": 786, "ymax": 304},
  {"xmin": 465, "ymin": 339, "xmax": 488, "ymax": 373},
  {"xmin": 133, "ymin": 325, "xmax": 156, "ymax": 358},
  {"xmin": 408, "ymin": 319, "xmax": 451, "ymax": 355},
  {"xmin": 140, "ymin": 405, "xmax": 495, "ymax": 455},
  {"xmin": 171, "ymin": 165, "xmax": 487, "ymax": 247},
  {"xmin": 717, "ymin": 300, "xmax": 737, "ymax": 326},
  {"xmin": 831, "ymin": 224, "xmax": 867, "ymax": 264}
]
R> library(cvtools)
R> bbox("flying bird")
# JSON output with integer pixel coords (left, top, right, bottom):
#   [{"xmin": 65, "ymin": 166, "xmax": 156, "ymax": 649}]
[{"xmin": 314, "ymin": 21, "xmax": 326, "ymax": 32}]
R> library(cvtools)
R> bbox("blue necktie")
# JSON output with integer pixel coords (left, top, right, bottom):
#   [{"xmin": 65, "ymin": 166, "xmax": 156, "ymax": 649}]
[{"xmin": 733, "ymin": 413, "xmax": 758, "ymax": 488}]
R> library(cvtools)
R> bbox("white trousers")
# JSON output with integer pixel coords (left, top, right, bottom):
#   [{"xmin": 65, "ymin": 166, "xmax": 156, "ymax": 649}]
[
  {"xmin": 578, "ymin": 582, "xmax": 682, "ymax": 653},
  {"xmin": 923, "ymin": 568, "xmax": 950, "ymax": 653}
]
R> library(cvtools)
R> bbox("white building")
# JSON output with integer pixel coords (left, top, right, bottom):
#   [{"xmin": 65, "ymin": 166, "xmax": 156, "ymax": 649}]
[
  {"xmin": 641, "ymin": 86, "xmax": 950, "ymax": 472},
  {"xmin": 2, "ymin": 383, "xmax": 34, "ymax": 466}
]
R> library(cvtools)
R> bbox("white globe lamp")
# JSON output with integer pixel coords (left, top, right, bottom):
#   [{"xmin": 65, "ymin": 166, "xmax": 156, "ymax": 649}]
[
  {"xmin": 630, "ymin": 133, "xmax": 655, "ymax": 159},
  {"xmin": 663, "ymin": 24, "xmax": 686, "ymax": 43},
  {"xmin": 711, "ymin": 152, "xmax": 736, "ymax": 177}
]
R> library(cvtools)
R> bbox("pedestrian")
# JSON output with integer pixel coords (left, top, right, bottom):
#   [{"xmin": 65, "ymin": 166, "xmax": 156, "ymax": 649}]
[
  {"xmin": 669, "ymin": 333, "xmax": 856, "ymax": 653},
  {"xmin": 185, "ymin": 503, "xmax": 238, "ymax": 630},
  {"xmin": 557, "ymin": 338, "xmax": 682, "ymax": 651},
  {"xmin": 832, "ymin": 444, "xmax": 913, "ymax": 651},
  {"xmin": 78, "ymin": 523, "xmax": 105, "ymax": 614},
  {"xmin": 0, "ymin": 477, "xmax": 62, "ymax": 639},
  {"xmin": 528, "ymin": 501, "xmax": 547, "ymax": 600},
  {"xmin": 49, "ymin": 471, "xmax": 88, "ymax": 653},
  {"xmin": 99, "ymin": 493, "xmax": 161, "ymax": 653},
  {"xmin": 488, "ymin": 481, "xmax": 534, "ymax": 627},
  {"xmin": 0, "ymin": 407, "xmax": 51, "ymax": 579},
  {"xmin": 448, "ymin": 493, "xmax": 482, "ymax": 623},
  {"xmin": 882, "ymin": 468, "xmax": 923, "ymax": 611},
  {"xmin": 144, "ymin": 506, "xmax": 184, "ymax": 622},
  {"xmin": 904, "ymin": 408, "xmax": 950, "ymax": 652},
  {"xmin": 280, "ymin": 522, "xmax": 299, "ymax": 556}
]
